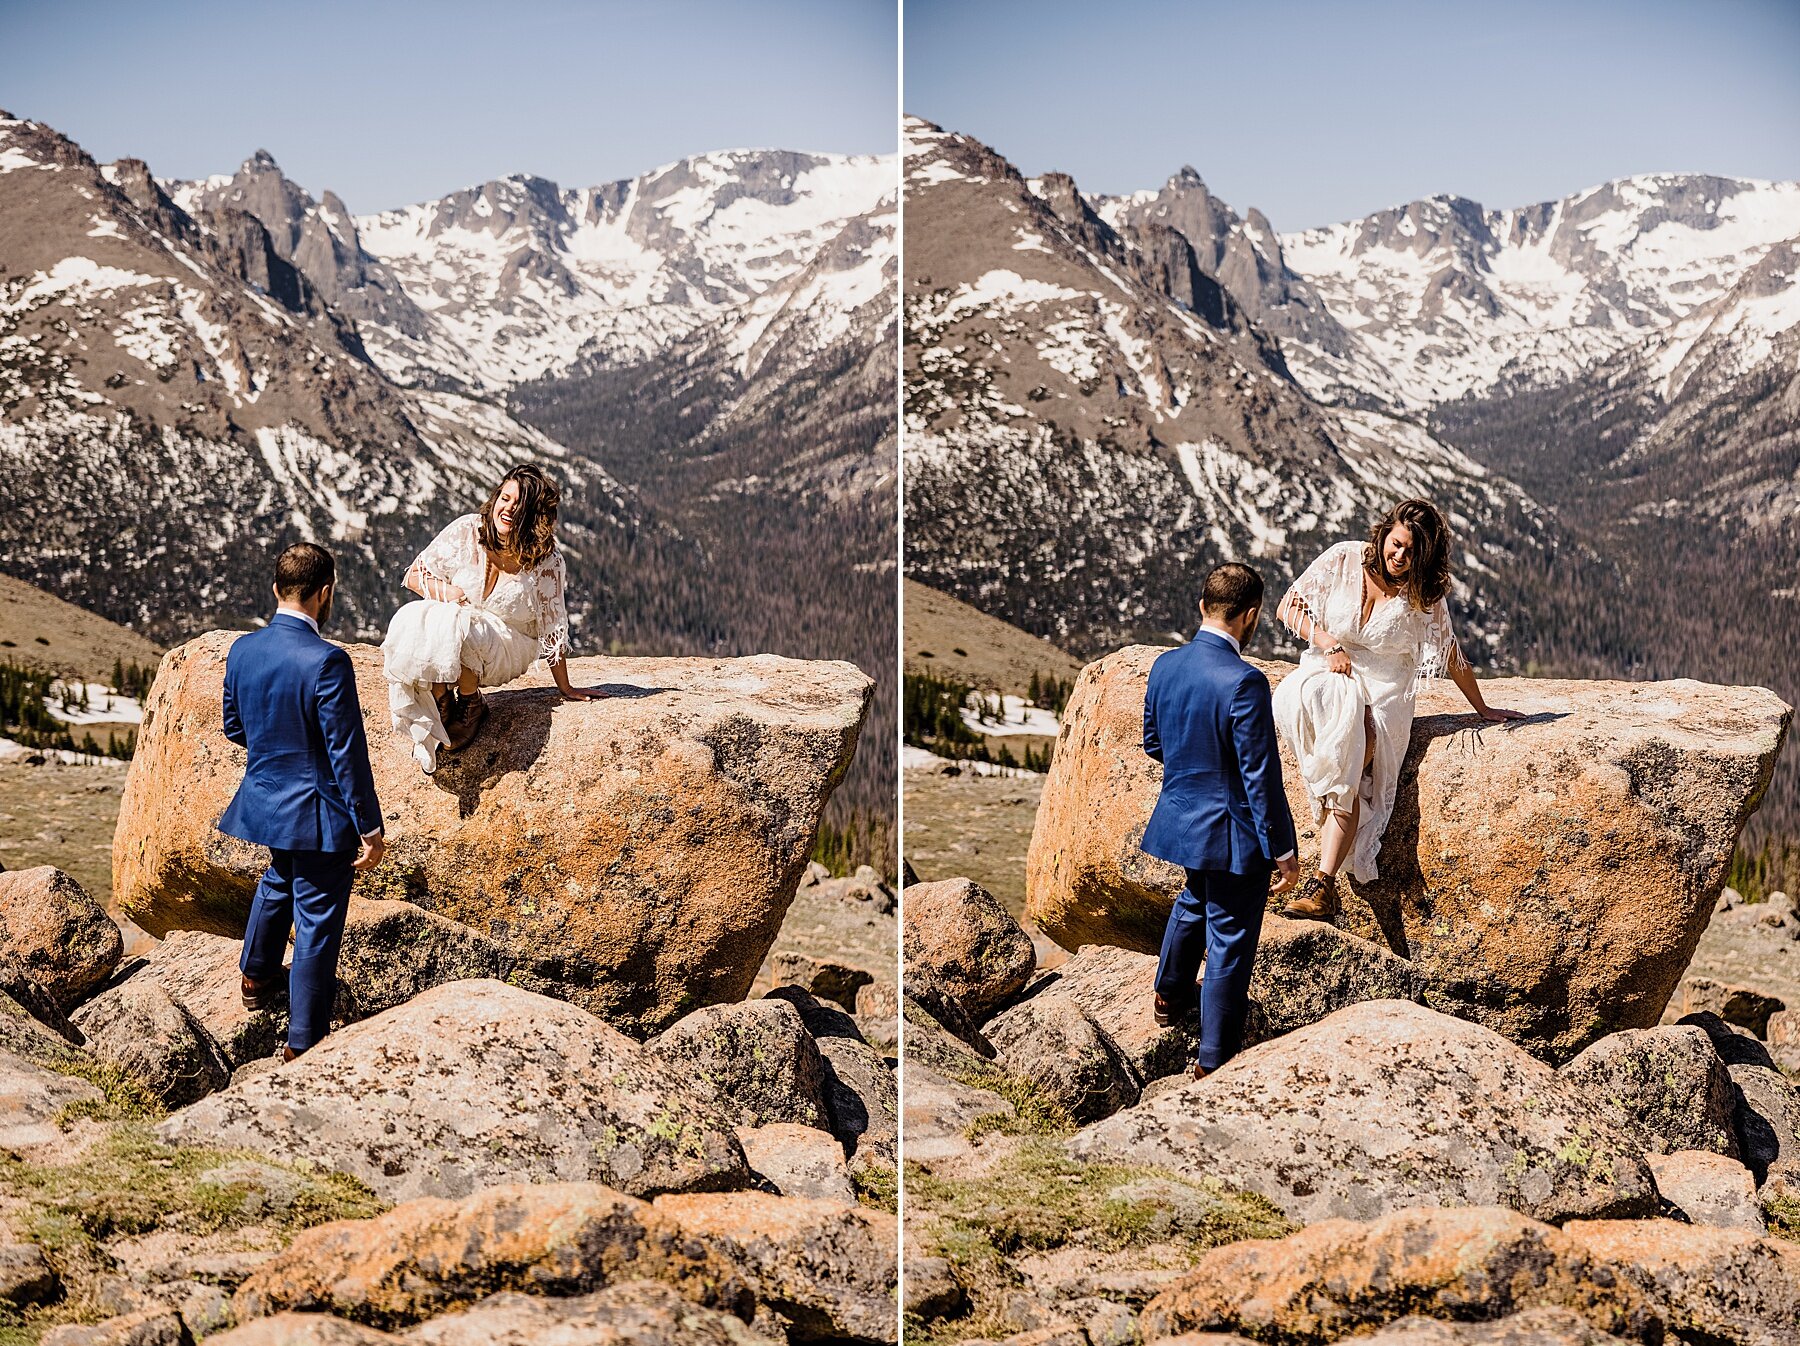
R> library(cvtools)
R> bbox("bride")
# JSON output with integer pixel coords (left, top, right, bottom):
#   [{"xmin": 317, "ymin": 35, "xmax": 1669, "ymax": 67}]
[
  {"xmin": 382, "ymin": 464, "xmax": 602, "ymax": 774},
  {"xmin": 1271, "ymin": 498, "xmax": 1522, "ymax": 923}
]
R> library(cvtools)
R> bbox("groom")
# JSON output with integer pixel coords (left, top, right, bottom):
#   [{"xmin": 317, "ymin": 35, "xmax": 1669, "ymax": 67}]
[
  {"xmin": 1141, "ymin": 562, "xmax": 1298, "ymax": 1080},
  {"xmin": 219, "ymin": 543, "xmax": 385, "ymax": 1061}
]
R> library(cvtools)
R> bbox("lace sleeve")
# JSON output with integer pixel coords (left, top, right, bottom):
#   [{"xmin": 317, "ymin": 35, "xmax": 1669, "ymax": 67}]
[
  {"xmin": 529, "ymin": 550, "xmax": 570, "ymax": 665},
  {"xmin": 1279, "ymin": 540, "xmax": 1359, "ymax": 641},
  {"xmin": 407, "ymin": 514, "xmax": 479, "ymax": 592},
  {"xmin": 1412, "ymin": 595, "xmax": 1469, "ymax": 692}
]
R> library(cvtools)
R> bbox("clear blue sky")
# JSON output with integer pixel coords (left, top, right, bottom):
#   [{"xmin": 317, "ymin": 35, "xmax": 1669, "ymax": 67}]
[
  {"xmin": 906, "ymin": 0, "xmax": 1800, "ymax": 231},
  {"xmin": 0, "ymin": 0, "xmax": 898, "ymax": 214}
]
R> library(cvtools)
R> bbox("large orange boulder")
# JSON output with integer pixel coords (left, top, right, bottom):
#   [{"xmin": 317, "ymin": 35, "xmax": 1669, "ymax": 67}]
[
  {"xmin": 1025, "ymin": 646, "xmax": 1789, "ymax": 1062},
  {"xmin": 113, "ymin": 633, "xmax": 872, "ymax": 1035},
  {"xmin": 233, "ymin": 1181, "xmax": 751, "ymax": 1328},
  {"xmin": 1138, "ymin": 1205, "xmax": 1800, "ymax": 1346}
]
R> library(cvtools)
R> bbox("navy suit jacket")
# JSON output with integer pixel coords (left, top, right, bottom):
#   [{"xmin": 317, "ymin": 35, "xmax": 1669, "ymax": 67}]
[
  {"xmin": 218, "ymin": 613, "xmax": 382, "ymax": 853},
  {"xmin": 1140, "ymin": 628, "xmax": 1297, "ymax": 874}
]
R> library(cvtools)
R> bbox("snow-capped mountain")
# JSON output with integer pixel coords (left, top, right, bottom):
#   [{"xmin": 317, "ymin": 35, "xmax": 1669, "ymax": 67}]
[
  {"xmin": 1103, "ymin": 169, "xmax": 1800, "ymax": 416},
  {"xmin": 903, "ymin": 117, "xmax": 1554, "ymax": 656},
  {"xmin": 166, "ymin": 147, "xmax": 896, "ymax": 397},
  {"xmin": 0, "ymin": 110, "xmax": 631, "ymax": 641}
]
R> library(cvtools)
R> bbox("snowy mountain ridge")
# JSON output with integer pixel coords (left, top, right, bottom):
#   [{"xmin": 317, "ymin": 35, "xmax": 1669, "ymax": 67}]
[
  {"xmin": 1098, "ymin": 167, "xmax": 1800, "ymax": 415},
  {"xmin": 163, "ymin": 147, "xmax": 897, "ymax": 395}
]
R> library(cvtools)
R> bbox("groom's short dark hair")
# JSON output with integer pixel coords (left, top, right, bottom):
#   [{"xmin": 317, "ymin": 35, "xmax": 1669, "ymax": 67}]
[
  {"xmin": 1200, "ymin": 562, "xmax": 1263, "ymax": 621},
  {"xmin": 274, "ymin": 543, "xmax": 335, "ymax": 602}
]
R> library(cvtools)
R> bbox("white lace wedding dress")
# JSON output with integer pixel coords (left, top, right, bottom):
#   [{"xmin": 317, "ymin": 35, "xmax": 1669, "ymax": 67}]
[
  {"xmin": 1271, "ymin": 539, "xmax": 1464, "ymax": 882},
  {"xmin": 381, "ymin": 513, "xmax": 571, "ymax": 772}
]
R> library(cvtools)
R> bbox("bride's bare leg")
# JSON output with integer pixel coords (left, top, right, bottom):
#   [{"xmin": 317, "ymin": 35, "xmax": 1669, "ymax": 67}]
[
  {"xmin": 1318, "ymin": 801, "xmax": 1359, "ymax": 878},
  {"xmin": 457, "ymin": 665, "xmax": 478, "ymax": 697}
]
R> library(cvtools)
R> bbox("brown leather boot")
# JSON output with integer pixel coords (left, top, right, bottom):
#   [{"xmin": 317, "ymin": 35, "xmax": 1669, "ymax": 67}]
[
  {"xmin": 1281, "ymin": 873, "xmax": 1340, "ymax": 924},
  {"xmin": 443, "ymin": 688, "xmax": 488, "ymax": 753}
]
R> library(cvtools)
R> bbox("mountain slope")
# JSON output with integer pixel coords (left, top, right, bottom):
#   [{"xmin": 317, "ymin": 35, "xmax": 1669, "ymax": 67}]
[
  {"xmin": 902, "ymin": 117, "xmax": 1557, "ymax": 659},
  {"xmin": 904, "ymin": 578, "xmax": 1082, "ymax": 699},
  {"xmin": 0, "ymin": 573, "xmax": 163, "ymax": 683},
  {"xmin": 0, "ymin": 110, "xmax": 631, "ymax": 643}
]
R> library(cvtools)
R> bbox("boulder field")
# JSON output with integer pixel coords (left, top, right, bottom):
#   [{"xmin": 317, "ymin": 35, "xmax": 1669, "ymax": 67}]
[
  {"xmin": 1025, "ymin": 646, "xmax": 1790, "ymax": 1062},
  {"xmin": 902, "ymin": 874, "xmax": 1800, "ymax": 1346},
  {"xmin": 112, "ymin": 633, "xmax": 872, "ymax": 1035}
]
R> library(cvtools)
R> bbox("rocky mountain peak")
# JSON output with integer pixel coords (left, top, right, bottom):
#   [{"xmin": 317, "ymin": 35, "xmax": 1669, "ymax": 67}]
[
  {"xmin": 904, "ymin": 117, "xmax": 1025, "ymax": 193},
  {"xmin": 107, "ymin": 156, "xmax": 186, "ymax": 227},
  {"xmin": 1, "ymin": 114, "xmax": 96, "ymax": 174},
  {"xmin": 1347, "ymin": 194, "xmax": 1495, "ymax": 262},
  {"xmin": 1095, "ymin": 162, "xmax": 1355, "ymax": 371},
  {"xmin": 1033, "ymin": 171, "xmax": 1094, "ymax": 230},
  {"xmin": 1562, "ymin": 172, "xmax": 1751, "ymax": 235}
]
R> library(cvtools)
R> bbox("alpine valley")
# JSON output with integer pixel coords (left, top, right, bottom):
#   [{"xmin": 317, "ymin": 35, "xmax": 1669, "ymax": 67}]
[
  {"xmin": 902, "ymin": 116, "xmax": 1800, "ymax": 862},
  {"xmin": 0, "ymin": 110, "xmax": 898, "ymax": 866}
]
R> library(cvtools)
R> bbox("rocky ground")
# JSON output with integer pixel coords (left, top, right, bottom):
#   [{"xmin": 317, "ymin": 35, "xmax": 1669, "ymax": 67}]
[
  {"xmin": 0, "ymin": 644, "xmax": 898, "ymax": 1345},
  {"xmin": 900, "ymin": 653, "xmax": 1800, "ymax": 1346}
]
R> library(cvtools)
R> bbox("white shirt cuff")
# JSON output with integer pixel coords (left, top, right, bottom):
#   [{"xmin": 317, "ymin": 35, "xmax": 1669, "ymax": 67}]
[{"xmin": 1275, "ymin": 850, "xmax": 1295, "ymax": 862}]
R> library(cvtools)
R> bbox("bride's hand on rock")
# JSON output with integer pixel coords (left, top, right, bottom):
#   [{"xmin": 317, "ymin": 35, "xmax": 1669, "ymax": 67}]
[
  {"xmin": 559, "ymin": 686, "xmax": 607, "ymax": 701},
  {"xmin": 1477, "ymin": 706, "xmax": 1525, "ymax": 723}
]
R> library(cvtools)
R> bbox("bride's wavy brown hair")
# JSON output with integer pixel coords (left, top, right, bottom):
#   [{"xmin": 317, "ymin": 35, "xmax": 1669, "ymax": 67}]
[
  {"xmin": 478, "ymin": 464, "xmax": 559, "ymax": 568},
  {"xmin": 1364, "ymin": 498, "xmax": 1452, "ymax": 610}
]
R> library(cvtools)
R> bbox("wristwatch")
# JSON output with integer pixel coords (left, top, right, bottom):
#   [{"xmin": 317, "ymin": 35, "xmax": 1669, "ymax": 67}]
[{"xmin": 1320, "ymin": 643, "xmax": 1345, "ymax": 657}]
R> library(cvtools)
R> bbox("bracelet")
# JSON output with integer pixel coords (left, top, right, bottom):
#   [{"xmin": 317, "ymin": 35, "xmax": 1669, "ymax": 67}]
[{"xmin": 1320, "ymin": 643, "xmax": 1345, "ymax": 657}]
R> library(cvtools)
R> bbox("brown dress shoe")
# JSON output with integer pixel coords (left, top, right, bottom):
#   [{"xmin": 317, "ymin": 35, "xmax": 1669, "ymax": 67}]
[
  {"xmin": 443, "ymin": 688, "xmax": 488, "ymax": 753},
  {"xmin": 1281, "ymin": 874, "xmax": 1340, "ymax": 924},
  {"xmin": 242, "ymin": 974, "xmax": 282, "ymax": 1012},
  {"xmin": 1191, "ymin": 1062, "xmax": 1209, "ymax": 1082},
  {"xmin": 281, "ymin": 1045, "xmax": 301, "ymax": 1063},
  {"xmin": 1153, "ymin": 992, "xmax": 1188, "ymax": 1028}
]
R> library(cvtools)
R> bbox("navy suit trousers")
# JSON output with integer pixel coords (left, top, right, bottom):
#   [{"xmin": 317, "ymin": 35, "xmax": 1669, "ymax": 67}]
[
  {"xmin": 1154, "ymin": 865, "xmax": 1269, "ymax": 1071},
  {"xmin": 240, "ymin": 848, "xmax": 354, "ymax": 1052}
]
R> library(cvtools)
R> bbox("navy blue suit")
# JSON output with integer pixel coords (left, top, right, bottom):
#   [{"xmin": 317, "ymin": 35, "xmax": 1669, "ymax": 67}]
[
  {"xmin": 220, "ymin": 612, "xmax": 382, "ymax": 1051},
  {"xmin": 1142, "ymin": 628, "xmax": 1296, "ymax": 1070}
]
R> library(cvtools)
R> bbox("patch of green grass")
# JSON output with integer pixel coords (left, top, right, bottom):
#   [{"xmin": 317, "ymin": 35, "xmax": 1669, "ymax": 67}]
[
  {"xmin": 0, "ymin": 1122, "xmax": 386, "ymax": 1263},
  {"xmin": 943, "ymin": 1060, "xmax": 1075, "ymax": 1139},
  {"xmin": 903, "ymin": 1141, "xmax": 1294, "ymax": 1345},
  {"xmin": 1765, "ymin": 1190, "xmax": 1800, "ymax": 1244},
  {"xmin": 906, "ymin": 1139, "xmax": 1293, "ymax": 1266},
  {"xmin": 0, "ymin": 1001, "xmax": 164, "ymax": 1124},
  {"xmin": 854, "ymin": 1162, "xmax": 899, "ymax": 1214}
]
